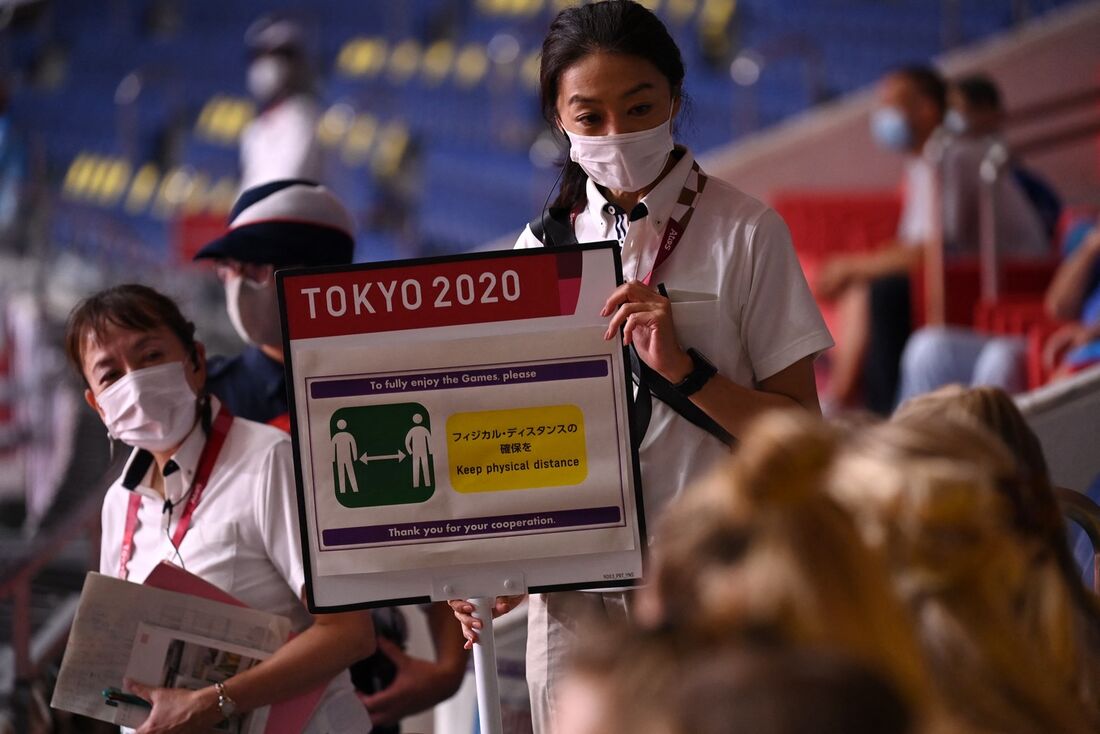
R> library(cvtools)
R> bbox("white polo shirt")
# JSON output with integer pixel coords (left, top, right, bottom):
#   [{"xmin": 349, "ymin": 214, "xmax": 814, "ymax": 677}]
[
  {"xmin": 516, "ymin": 148, "xmax": 834, "ymax": 524},
  {"xmin": 100, "ymin": 398, "xmax": 369, "ymax": 734},
  {"xmin": 898, "ymin": 154, "xmax": 936, "ymax": 247}
]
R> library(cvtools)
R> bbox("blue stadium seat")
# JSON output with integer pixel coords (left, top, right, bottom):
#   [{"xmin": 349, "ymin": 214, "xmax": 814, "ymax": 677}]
[{"xmin": 13, "ymin": 0, "xmax": 1084, "ymax": 256}]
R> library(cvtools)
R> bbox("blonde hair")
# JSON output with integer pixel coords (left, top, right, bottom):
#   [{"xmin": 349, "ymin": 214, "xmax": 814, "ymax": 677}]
[
  {"xmin": 895, "ymin": 385, "xmax": 1100, "ymax": 723},
  {"xmin": 829, "ymin": 416, "xmax": 1094, "ymax": 734},
  {"xmin": 896, "ymin": 385, "xmax": 1061, "ymax": 540},
  {"xmin": 649, "ymin": 411, "xmax": 933, "ymax": 715}
]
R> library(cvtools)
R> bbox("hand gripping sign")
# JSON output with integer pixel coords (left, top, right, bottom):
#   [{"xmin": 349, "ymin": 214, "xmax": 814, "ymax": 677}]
[{"xmin": 277, "ymin": 243, "xmax": 646, "ymax": 612}]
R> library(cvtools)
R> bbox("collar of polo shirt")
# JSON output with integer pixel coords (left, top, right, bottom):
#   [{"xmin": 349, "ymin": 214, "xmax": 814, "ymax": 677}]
[
  {"xmin": 584, "ymin": 146, "xmax": 694, "ymax": 239},
  {"xmin": 121, "ymin": 397, "xmax": 223, "ymax": 506}
]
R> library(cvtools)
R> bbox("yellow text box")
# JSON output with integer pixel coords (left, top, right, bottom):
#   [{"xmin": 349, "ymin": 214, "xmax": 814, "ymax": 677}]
[{"xmin": 447, "ymin": 405, "xmax": 587, "ymax": 492}]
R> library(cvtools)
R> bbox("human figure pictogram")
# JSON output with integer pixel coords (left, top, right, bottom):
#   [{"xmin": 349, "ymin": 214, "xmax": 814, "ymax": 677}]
[
  {"xmin": 404, "ymin": 413, "xmax": 433, "ymax": 488},
  {"xmin": 332, "ymin": 418, "xmax": 360, "ymax": 493}
]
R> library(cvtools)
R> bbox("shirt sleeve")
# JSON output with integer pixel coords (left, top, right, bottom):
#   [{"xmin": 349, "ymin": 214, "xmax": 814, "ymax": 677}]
[
  {"xmin": 740, "ymin": 208, "xmax": 835, "ymax": 381},
  {"xmin": 255, "ymin": 437, "xmax": 307, "ymax": 599}
]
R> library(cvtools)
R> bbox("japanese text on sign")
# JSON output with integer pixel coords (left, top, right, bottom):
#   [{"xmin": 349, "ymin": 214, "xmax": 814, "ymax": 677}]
[{"xmin": 447, "ymin": 405, "xmax": 588, "ymax": 493}]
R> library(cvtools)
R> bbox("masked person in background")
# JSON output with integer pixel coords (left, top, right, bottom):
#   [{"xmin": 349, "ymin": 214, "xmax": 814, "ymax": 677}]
[
  {"xmin": 240, "ymin": 15, "xmax": 324, "ymax": 190},
  {"xmin": 195, "ymin": 179, "xmax": 469, "ymax": 733},
  {"xmin": 196, "ymin": 179, "xmax": 351, "ymax": 428},
  {"xmin": 817, "ymin": 66, "xmax": 1048, "ymax": 415},
  {"xmin": 64, "ymin": 284, "xmax": 375, "ymax": 734},
  {"xmin": 945, "ymin": 74, "xmax": 1062, "ymax": 240},
  {"xmin": 449, "ymin": 4, "xmax": 833, "ymax": 733}
]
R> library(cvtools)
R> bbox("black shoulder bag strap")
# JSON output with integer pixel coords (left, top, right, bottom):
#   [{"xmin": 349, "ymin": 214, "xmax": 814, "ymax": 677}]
[
  {"xmin": 629, "ymin": 348, "xmax": 735, "ymax": 450},
  {"xmin": 528, "ymin": 208, "xmax": 578, "ymax": 248}
]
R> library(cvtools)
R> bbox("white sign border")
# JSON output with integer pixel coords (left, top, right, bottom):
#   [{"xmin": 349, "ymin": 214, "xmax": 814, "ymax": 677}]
[{"xmin": 277, "ymin": 242, "xmax": 647, "ymax": 612}]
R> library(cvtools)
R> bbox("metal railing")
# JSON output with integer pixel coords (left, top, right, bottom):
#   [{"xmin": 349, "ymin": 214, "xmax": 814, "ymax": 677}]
[
  {"xmin": 1055, "ymin": 487, "xmax": 1100, "ymax": 593},
  {"xmin": 0, "ymin": 412, "xmax": 117, "ymax": 730},
  {"xmin": 0, "ymin": 486, "xmax": 100, "ymax": 677},
  {"xmin": 976, "ymin": 85, "xmax": 1100, "ymax": 302}
]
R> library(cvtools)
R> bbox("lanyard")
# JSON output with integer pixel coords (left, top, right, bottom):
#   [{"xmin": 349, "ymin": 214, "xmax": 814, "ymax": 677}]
[
  {"xmin": 638, "ymin": 160, "xmax": 708, "ymax": 286},
  {"xmin": 118, "ymin": 405, "xmax": 234, "ymax": 580}
]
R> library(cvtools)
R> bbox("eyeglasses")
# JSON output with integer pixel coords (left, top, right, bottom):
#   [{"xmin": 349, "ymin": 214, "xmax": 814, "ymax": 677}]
[{"xmin": 213, "ymin": 260, "xmax": 275, "ymax": 284}]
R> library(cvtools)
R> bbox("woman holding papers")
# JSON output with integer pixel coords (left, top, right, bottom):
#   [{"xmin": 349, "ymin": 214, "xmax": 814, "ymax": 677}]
[
  {"xmin": 64, "ymin": 284, "xmax": 375, "ymax": 734},
  {"xmin": 449, "ymin": 2, "xmax": 833, "ymax": 732}
]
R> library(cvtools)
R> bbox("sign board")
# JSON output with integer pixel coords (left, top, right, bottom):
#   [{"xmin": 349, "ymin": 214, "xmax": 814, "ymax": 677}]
[{"xmin": 277, "ymin": 243, "xmax": 646, "ymax": 611}]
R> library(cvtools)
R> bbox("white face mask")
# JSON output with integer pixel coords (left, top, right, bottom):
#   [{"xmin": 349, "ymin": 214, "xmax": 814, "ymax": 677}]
[
  {"xmin": 944, "ymin": 109, "xmax": 968, "ymax": 136},
  {"xmin": 247, "ymin": 55, "xmax": 290, "ymax": 102},
  {"xmin": 565, "ymin": 117, "xmax": 675, "ymax": 193},
  {"xmin": 225, "ymin": 273, "xmax": 282, "ymax": 348},
  {"xmin": 96, "ymin": 362, "xmax": 199, "ymax": 452}
]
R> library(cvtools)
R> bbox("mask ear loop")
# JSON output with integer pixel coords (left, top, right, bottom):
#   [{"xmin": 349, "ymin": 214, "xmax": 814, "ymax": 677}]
[
  {"xmin": 661, "ymin": 98, "xmax": 677, "ymax": 162},
  {"xmin": 669, "ymin": 88, "xmax": 682, "ymax": 131}
]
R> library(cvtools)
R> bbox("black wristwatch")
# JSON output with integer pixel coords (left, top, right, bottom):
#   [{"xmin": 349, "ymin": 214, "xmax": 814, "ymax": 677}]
[{"xmin": 671, "ymin": 348, "xmax": 717, "ymax": 397}]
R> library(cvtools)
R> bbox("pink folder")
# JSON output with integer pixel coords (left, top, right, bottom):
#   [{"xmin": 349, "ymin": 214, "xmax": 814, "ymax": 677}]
[{"xmin": 144, "ymin": 562, "xmax": 329, "ymax": 734}]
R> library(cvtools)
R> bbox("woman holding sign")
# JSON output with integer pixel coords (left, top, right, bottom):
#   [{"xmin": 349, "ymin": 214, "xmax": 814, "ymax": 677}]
[
  {"xmin": 64, "ymin": 284, "xmax": 374, "ymax": 734},
  {"xmin": 449, "ymin": 1, "xmax": 833, "ymax": 731}
]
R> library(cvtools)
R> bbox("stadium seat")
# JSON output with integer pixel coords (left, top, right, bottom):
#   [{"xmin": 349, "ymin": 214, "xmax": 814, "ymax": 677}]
[
  {"xmin": 9, "ymin": 0, "xmax": 1083, "ymax": 256},
  {"xmin": 911, "ymin": 256, "xmax": 1061, "ymax": 329}
]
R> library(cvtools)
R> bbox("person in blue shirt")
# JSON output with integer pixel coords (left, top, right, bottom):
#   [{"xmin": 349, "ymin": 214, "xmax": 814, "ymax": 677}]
[
  {"xmin": 207, "ymin": 338, "xmax": 289, "ymax": 425},
  {"xmin": 193, "ymin": 179, "xmax": 356, "ymax": 427}
]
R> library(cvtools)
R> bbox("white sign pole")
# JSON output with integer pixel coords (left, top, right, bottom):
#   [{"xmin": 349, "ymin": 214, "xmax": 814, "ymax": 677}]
[{"xmin": 470, "ymin": 597, "xmax": 504, "ymax": 734}]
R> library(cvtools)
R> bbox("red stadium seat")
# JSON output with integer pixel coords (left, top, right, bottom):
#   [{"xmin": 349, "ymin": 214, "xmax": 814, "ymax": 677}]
[
  {"xmin": 973, "ymin": 295, "xmax": 1049, "ymax": 335},
  {"xmin": 773, "ymin": 190, "xmax": 902, "ymax": 262},
  {"xmin": 774, "ymin": 190, "xmax": 902, "ymax": 358},
  {"xmin": 973, "ymin": 295, "xmax": 1067, "ymax": 389},
  {"xmin": 911, "ymin": 257, "xmax": 1060, "ymax": 328},
  {"xmin": 776, "ymin": 190, "xmax": 1067, "ymax": 390}
]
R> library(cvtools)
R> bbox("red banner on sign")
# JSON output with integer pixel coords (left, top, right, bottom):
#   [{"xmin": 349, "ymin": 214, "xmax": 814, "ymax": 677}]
[{"xmin": 282, "ymin": 251, "xmax": 583, "ymax": 340}]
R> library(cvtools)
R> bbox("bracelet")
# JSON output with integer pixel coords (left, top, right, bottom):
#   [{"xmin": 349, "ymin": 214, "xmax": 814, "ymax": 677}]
[{"xmin": 215, "ymin": 681, "xmax": 238, "ymax": 720}]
